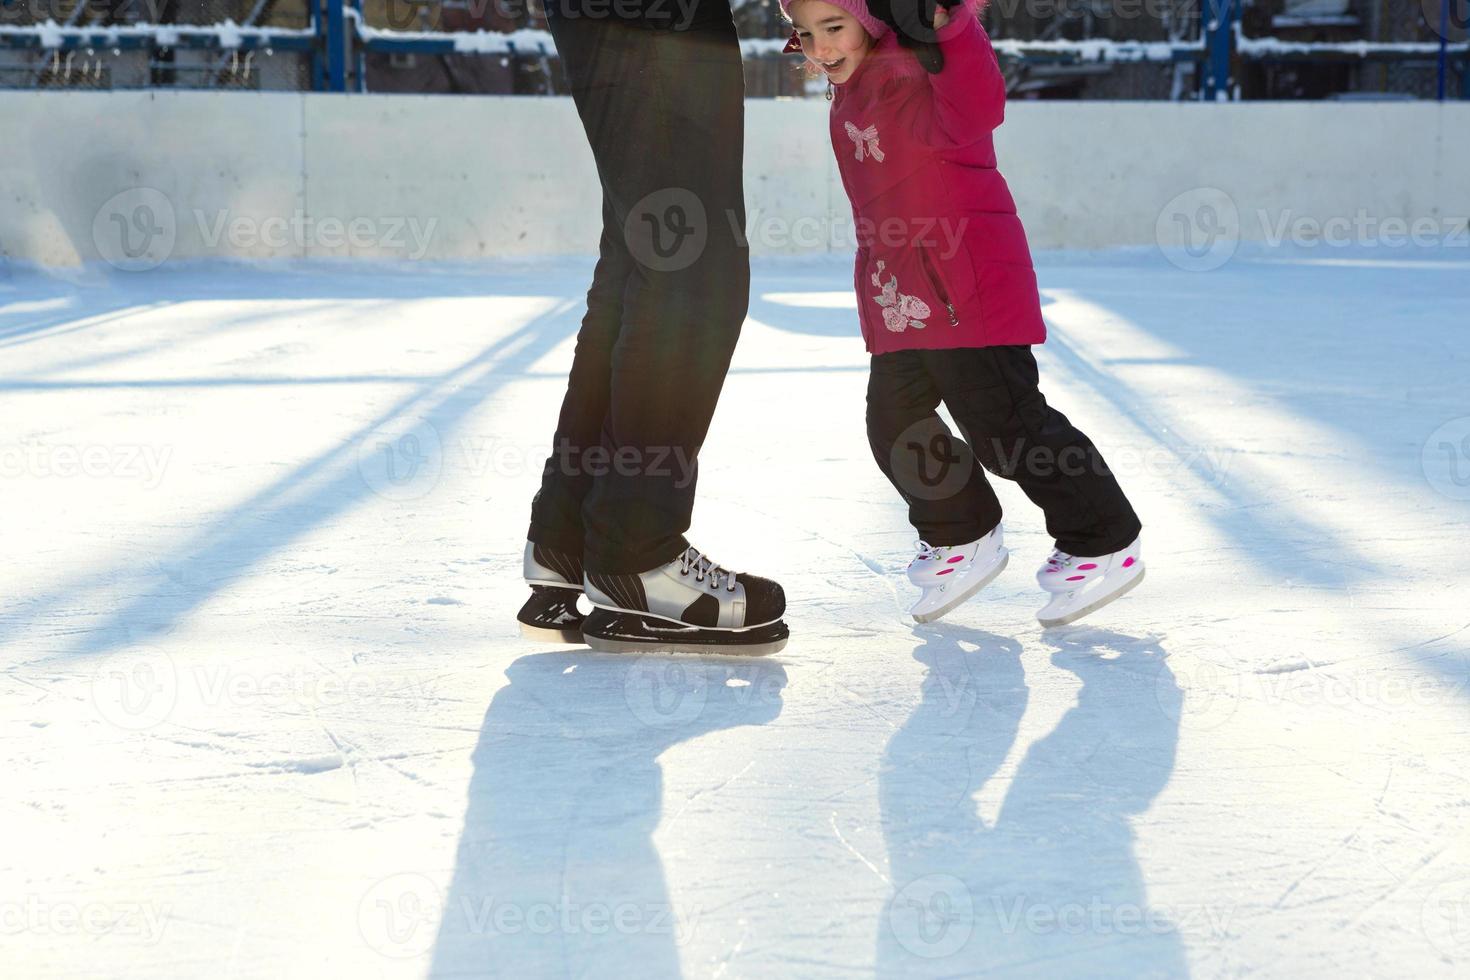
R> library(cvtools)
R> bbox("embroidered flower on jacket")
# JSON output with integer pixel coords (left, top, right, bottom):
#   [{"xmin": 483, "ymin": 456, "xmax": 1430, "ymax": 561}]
[
  {"xmin": 871, "ymin": 260, "xmax": 931, "ymax": 332},
  {"xmin": 845, "ymin": 121, "xmax": 885, "ymax": 163}
]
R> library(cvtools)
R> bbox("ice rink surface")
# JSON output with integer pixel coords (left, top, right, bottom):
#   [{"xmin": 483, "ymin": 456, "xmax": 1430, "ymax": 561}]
[{"xmin": 3, "ymin": 243, "xmax": 1469, "ymax": 978}]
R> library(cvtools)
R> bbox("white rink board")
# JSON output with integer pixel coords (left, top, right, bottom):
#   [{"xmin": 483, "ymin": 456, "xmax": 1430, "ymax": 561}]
[{"xmin": 2, "ymin": 92, "xmax": 1467, "ymax": 264}]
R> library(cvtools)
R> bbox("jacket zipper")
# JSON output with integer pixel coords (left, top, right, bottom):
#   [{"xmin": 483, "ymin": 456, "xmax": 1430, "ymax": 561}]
[{"xmin": 917, "ymin": 244, "xmax": 959, "ymax": 326}]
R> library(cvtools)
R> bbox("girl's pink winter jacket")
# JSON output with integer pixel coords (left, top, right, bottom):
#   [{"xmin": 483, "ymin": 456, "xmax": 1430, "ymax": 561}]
[{"xmin": 830, "ymin": 1, "xmax": 1046, "ymax": 354}]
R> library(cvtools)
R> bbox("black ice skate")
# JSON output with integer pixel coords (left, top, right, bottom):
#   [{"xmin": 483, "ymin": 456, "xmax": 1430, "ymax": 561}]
[
  {"xmin": 517, "ymin": 542, "xmax": 586, "ymax": 644},
  {"xmin": 581, "ymin": 546, "xmax": 789, "ymax": 656}
]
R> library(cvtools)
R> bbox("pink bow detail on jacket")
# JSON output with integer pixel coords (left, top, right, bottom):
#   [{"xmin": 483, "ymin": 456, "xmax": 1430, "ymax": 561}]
[{"xmin": 844, "ymin": 121, "xmax": 885, "ymax": 163}]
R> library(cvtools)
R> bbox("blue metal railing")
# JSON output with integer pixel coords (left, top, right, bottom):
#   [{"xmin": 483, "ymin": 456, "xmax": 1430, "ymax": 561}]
[{"xmin": 0, "ymin": 0, "xmax": 1465, "ymax": 99}]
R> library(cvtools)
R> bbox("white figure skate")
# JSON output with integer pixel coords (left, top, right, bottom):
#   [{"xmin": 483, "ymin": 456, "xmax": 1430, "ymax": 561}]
[
  {"xmin": 906, "ymin": 525, "xmax": 1009, "ymax": 624},
  {"xmin": 1036, "ymin": 534, "xmax": 1144, "ymax": 628}
]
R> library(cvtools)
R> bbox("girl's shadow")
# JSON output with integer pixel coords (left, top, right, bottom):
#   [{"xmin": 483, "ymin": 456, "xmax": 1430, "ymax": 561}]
[{"xmin": 878, "ymin": 625, "xmax": 1189, "ymax": 977}]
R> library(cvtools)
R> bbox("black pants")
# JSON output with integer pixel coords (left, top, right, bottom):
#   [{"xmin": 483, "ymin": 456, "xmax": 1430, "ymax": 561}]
[
  {"xmin": 527, "ymin": 11, "xmax": 748, "ymax": 575},
  {"xmin": 867, "ymin": 346, "xmax": 1141, "ymax": 557}
]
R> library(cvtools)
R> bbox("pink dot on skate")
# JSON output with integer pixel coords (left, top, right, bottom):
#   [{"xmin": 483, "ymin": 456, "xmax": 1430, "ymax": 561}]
[
  {"xmin": 1066, "ymin": 575, "xmax": 1085, "ymax": 581},
  {"xmin": 947, "ymin": 556, "xmax": 964, "ymax": 564},
  {"xmin": 1123, "ymin": 556, "xmax": 1136, "ymax": 568},
  {"xmin": 1078, "ymin": 563, "xmax": 1098, "ymax": 570},
  {"xmin": 936, "ymin": 569, "xmax": 953, "ymax": 576}
]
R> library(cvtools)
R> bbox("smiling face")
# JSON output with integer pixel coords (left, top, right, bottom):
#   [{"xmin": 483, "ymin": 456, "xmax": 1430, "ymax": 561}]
[{"xmin": 788, "ymin": 0, "xmax": 874, "ymax": 85}]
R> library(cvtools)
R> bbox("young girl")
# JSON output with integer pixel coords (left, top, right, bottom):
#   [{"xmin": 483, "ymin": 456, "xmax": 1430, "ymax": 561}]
[{"xmin": 782, "ymin": 0, "xmax": 1145, "ymax": 627}]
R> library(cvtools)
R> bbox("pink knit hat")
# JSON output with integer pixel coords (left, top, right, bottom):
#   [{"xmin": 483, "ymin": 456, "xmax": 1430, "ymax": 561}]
[{"xmin": 778, "ymin": 0, "xmax": 891, "ymax": 53}]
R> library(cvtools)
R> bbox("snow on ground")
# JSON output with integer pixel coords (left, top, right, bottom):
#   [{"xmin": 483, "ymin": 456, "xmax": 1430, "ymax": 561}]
[{"xmin": 2, "ymin": 243, "xmax": 1469, "ymax": 979}]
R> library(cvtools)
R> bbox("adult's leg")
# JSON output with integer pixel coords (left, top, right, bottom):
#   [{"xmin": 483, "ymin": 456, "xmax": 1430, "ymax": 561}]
[
  {"xmin": 866, "ymin": 351, "xmax": 1002, "ymax": 546},
  {"xmin": 527, "ymin": 193, "xmax": 632, "ymax": 556},
  {"xmin": 929, "ymin": 345, "xmax": 1141, "ymax": 557},
  {"xmin": 532, "ymin": 12, "xmax": 750, "ymax": 575}
]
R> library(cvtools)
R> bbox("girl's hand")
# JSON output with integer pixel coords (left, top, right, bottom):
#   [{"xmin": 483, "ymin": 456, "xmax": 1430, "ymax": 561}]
[{"xmin": 932, "ymin": 6, "xmax": 950, "ymax": 29}]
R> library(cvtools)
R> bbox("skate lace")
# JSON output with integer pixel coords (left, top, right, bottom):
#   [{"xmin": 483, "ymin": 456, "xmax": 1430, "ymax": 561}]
[
  {"xmin": 913, "ymin": 540, "xmax": 946, "ymax": 561},
  {"xmin": 679, "ymin": 548, "xmax": 738, "ymax": 592},
  {"xmin": 1045, "ymin": 549, "xmax": 1074, "ymax": 568}
]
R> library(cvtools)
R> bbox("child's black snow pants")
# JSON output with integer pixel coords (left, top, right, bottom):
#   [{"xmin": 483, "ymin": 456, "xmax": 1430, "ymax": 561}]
[{"xmin": 866, "ymin": 345, "xmax": 1141, "ymax": 557}]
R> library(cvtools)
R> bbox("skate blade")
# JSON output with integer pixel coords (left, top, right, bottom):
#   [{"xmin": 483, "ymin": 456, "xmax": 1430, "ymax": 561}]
[
  {"xmin": 585, "ymin": 633, "xmax": 789, "ymax": 657},
  {"xmin": 518, "ymin": 621, "xmax": 585, "ymax": 645},
  {"xmin": 912, "ymin": 551, "xmax": 1009, "ymax": 625},
  {"xmin": 582, "ymin": 611, "xmax": 789, "ymax": 657},
  {"xmin": 1037, "ymin": 565, "xmax": 1145, "ymax": 629}
]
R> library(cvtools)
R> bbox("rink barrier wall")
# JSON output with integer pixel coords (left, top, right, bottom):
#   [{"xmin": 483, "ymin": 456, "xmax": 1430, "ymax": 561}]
[{"xmin": 2, "ymin": 91, "xmax": 1468, "ymax": 267}]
